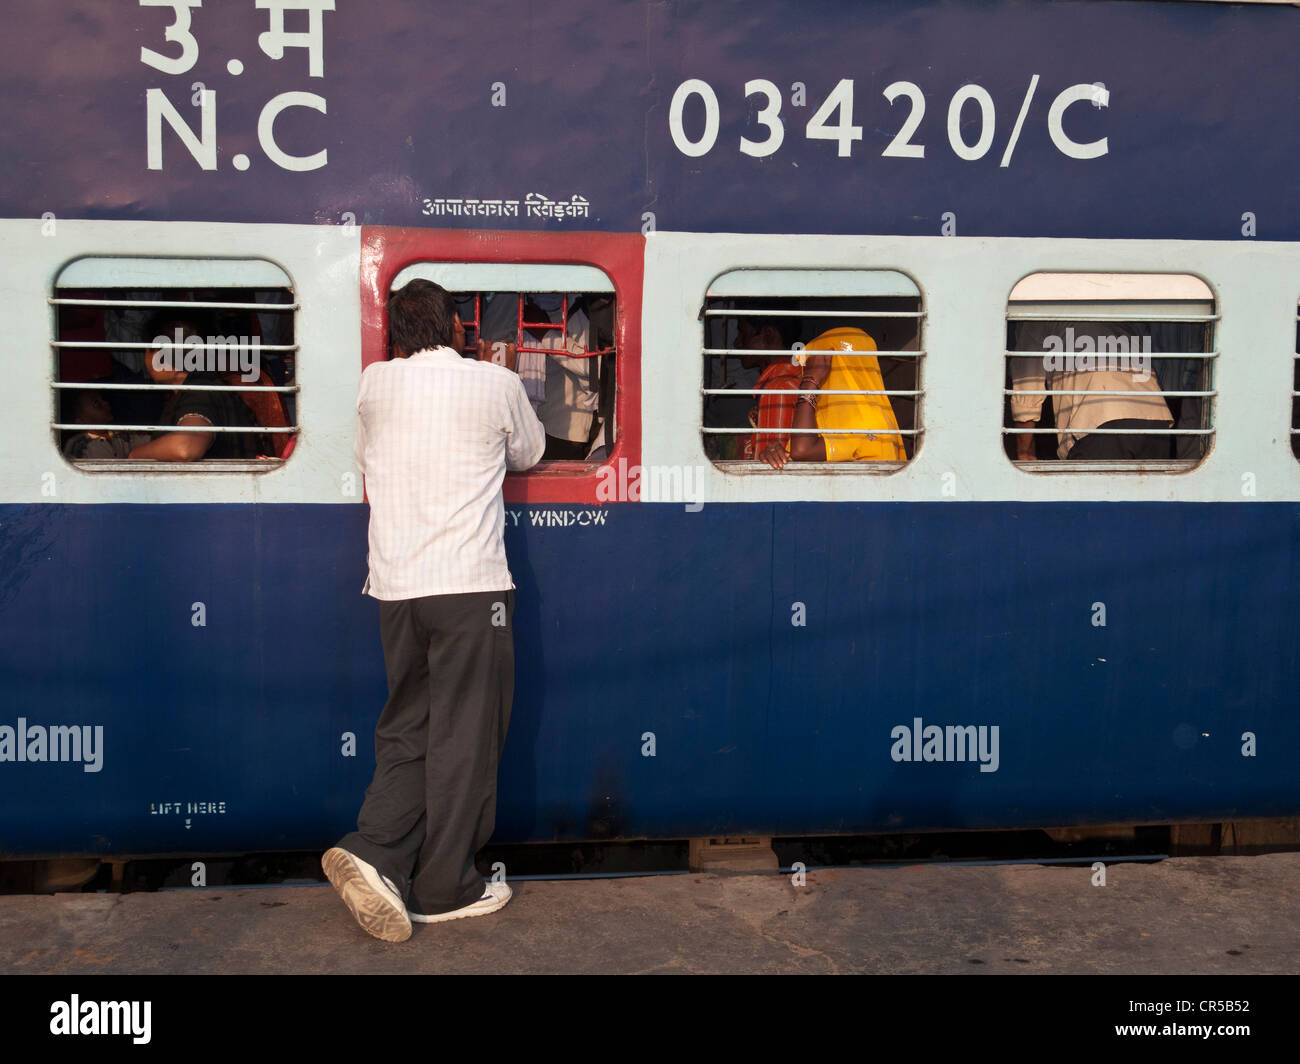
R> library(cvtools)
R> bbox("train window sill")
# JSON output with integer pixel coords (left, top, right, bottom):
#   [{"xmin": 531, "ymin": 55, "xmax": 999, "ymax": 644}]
[
  {"xmin": 69, "ymin": 459, "xmax": 286, "ymax": 474},
  {"xmin": 1012, "ymin": 459, "xmax": 1204, "ymax": 474},
  {"xmin": 713, "ymin": 460, "xmax": 909, "ymax": 475},
  {"xmin": 508, "ymin": 459, "xmax": 607, "ymax": 477}
]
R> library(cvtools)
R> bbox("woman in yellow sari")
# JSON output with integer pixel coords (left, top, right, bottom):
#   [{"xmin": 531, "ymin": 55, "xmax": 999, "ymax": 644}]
[{"xmin": 756, "ymin": 326, "xmax": 904, "ymax": 467}]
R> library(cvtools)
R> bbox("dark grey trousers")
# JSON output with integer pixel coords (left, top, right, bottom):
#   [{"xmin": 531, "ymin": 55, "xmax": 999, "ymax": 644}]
[
  {"xmin": 1068, "ymin": 418, "xmax": 1171, "ymax": 460},
  {"xmin": 336, "ymin": 589, "xmax": 514, "ymax": 916}
]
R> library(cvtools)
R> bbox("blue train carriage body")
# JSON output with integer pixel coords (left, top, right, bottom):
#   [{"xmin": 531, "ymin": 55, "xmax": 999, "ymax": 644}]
[{"xmin": 0, "ymin": 0, "xmax": 1297, "ymax": 856}]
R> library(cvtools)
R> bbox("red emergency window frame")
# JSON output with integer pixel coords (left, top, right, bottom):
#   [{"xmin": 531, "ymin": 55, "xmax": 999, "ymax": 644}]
[
  {"xmin": 360, "ymin": 227, "xmax": 643, "ymax": 505},
  {"xmin": 456, "ymin": 291, "xmax": 615, "ymax": 358}
]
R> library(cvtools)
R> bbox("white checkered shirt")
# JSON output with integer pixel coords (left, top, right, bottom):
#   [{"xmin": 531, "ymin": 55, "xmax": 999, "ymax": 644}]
[{"xmin": 355, "ymin": 347, "xmax": 545, "ymax": 599}]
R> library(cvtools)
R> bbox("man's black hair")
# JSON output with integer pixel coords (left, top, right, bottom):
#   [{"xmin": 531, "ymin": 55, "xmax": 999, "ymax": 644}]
[{"xmin": 387, "ymin": 279, "xmax": 458, "ymax": 357}]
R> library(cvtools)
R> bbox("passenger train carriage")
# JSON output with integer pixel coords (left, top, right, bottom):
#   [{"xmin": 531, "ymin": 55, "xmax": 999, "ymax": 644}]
[{"xmin": 0, "ymin": 0, "xmax": 1297, "ymax": 859}]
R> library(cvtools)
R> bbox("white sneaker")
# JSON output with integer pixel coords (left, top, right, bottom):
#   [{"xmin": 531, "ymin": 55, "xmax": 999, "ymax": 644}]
[
  {"xmin": 409, "ymin": 882, "xmax": 512, "ymax": 924},
  {"xmin": 321, "ymin": 847, "xmax": 412, "ymax": 943}
]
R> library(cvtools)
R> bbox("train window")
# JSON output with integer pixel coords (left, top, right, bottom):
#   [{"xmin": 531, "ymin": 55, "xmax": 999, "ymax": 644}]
[
  {"xmin": 701, "ymin": 269, "xmax": 924, "ymax": 471},
  {"xmin": 1292, "ymin": 301, "xmax": 1300, "ymax": 461},
  {"xmin": 52, "ymin": 257, "xmax": 298, "ymax": 471},
  {"xmin": 390, "ymin": 263, "xmax": 617, "ymax": 464},
  {"xmin": 1005, "ymin": 273, "xmax": 1216, "ymax": 471}
]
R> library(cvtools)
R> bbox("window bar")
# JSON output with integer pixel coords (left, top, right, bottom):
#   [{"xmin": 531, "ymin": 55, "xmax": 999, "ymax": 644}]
[
  {"xmin": 53, "ymin": 423, "xmax": 297, "ymax": 434},
  {"xmin": 517, "ymin": 296, "xmax": 562, "ymax": 335},
  {"xmin": 52, "ymin": 382, "xmax": 299, "ymax": 393},
  {"xmin": 1006, "ymin": 312, "xmax": 1219, "ymax": 323},
  {"xmin": 50, "ymin": 340, "xmax": 299, "ymax": 352},
  {"xmin": 1004, "ymin": 350, "xmax": 1217, "ymax": 359},
  {"xmin": 515, "ymin": 344, "xmax": 614, "ymax": 358},
  {"xmin": 703, "ymin": 348, "xmax": 924, "ymax": 357},
  {"xmin": 701, "ymin": 388, "xmax": 924, "ymax": 396},
  {"xmin": 457, "ymin": 292, "xmax": 481, "ymax": 346},
  {"xmin": 702, "ymin": 309, "xmax": 924, "ymax": 319},
  {"xmin": 1001, "ymin": 426, "xmax": 1213, "ymax": 435},
  {"xmin": 703, "ymin": 426, "xmax": 921, "ymax": 435},
  {"xmin": 513, "ymin": 294, "xmax": 613, "ymax": 358},
  {"xmin": 49, "ymin": 298, "xmax": 298, "ymax": 311},
  {"xmin": 1003, "ymin": 389, "xmax": 1217, "ymax": 397}
]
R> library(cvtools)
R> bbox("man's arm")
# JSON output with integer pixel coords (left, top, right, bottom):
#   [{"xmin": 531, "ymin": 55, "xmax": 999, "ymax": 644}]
[
  {"xmin": 1009, "ymin": 327, "xmax": 1049, "ymax": 461},
  {"xmin": 477, "ymin": 338, "xmax": 518, "ymax": 372},
  {"xmin": 128, "ymin": 414, "xmax": 213, "ymax": 460},
  {"xmin": 1012, "ymin": 418, "xmax": 1040, "ymax": 461},
  {"xmin": 504, "ymin": 375, "xmax": 545, "ymax": 471},
  {"xmin": 1009, "ymin": 358, "xmax": 1047, "ymax": 460}
]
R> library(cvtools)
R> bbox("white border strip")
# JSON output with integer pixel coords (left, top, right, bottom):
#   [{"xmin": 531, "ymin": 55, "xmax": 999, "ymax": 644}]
[{"xmin": 643, "ymin": 231, "xmax": 1300, "ymax": 503}]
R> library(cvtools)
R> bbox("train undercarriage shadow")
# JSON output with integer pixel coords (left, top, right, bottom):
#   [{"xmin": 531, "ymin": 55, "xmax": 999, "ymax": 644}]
[{"xmin": 4, "ymin": 819, "xmax": 1298, "ymax": 894}]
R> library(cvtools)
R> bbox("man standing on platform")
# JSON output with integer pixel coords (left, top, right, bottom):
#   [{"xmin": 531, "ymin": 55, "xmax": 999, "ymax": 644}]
[{"xmin": 323, "ymin": 279, "xmax": 545, "ymax": 941}]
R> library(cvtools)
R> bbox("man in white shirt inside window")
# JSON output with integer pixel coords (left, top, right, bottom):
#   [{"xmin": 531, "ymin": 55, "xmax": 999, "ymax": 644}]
[
  {"xmin": 537, "ymin": 304, "xmax": 600, "ymax": 459},
  {"xmin": 323, "ymin": 279, "xmax": 545, "ymax": 942},
  {"xmin": 1010, "ymin": 321, "xmax": 1173, "ymax": 461}
]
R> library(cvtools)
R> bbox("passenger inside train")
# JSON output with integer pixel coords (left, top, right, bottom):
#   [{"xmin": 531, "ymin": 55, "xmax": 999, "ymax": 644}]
[
  {"xmin": 126, "ymin": 315, "xmax": 267, "ymax": 461},
  {"xmin": 54, "ymin": 288, "xmax": 297, "ymax": 463},
  {"xmin": 454, "ymin": 289, "xmax": 616, "ymax": 462},
  {"xmin": 1008, "ymin": 322, "xmax": 1175, "ymax": 462},
  {"xmin": 702, "ymin": 294, "xmax": 921, "ymax": 466},
  {"xmin": 704, "ymin": 316, "xmax": 773, "ymax": 460},
  {"xmin": 738, "ymin": 317, "xmax": 801, "ymax": 461},
  {"xmin": 61, "ymin": 390, "xmax": 149, "ymax": 460},
  {"xmin": 753, "ymin": 326, "xmax": 906, "ymax": 469},
  {"xmin": 1002, "ymin": 274, "xmax": 1213, "ymax": 464}
]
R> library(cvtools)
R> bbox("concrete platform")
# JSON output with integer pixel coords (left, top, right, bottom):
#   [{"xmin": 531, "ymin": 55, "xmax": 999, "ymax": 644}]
[{"xmin": 2, "ymin": 853, "xmax": 1297, "ymax": 975}]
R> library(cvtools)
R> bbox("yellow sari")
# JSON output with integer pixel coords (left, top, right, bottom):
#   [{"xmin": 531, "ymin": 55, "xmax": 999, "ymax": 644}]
[{"xmin": 805, "ymin": 327, "xmax": 905, "ymax": 461}]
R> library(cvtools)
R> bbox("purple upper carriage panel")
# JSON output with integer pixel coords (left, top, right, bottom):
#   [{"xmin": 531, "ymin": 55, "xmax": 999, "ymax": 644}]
[{"xmin": 0, "ymin": 0, "xmax": 1294, "ymax": 240}]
